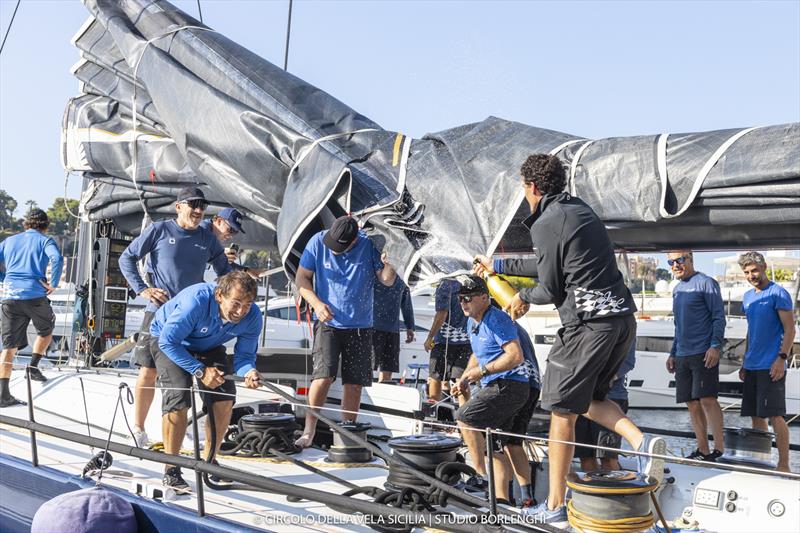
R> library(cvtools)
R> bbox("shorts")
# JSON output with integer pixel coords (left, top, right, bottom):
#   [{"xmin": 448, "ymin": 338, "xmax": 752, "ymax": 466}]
[
  {"xmin": 455, "ymin": 379, "xmax": 530, "ymax": 446},
  {"xmin": 132, "ymin": 311, "xmax": 157, "ymax": 368},
  {"xmin": 741, "ymin": 369, "xmax": 785, "ymax": 418},
  {"xmin": 675, "ymin": 353, "xmax": 719, "ymax": 403},
  {"xmin": 1, "ymin": 297, "xmax": 55, "ymax": 350},
  {"xmin": 505, "ymin": 387, "xmax": 540, "ymax": 446},
  {"xmin": 541, "ymin": 315, "xmax": 636, "ymax": 415},
  {"xmin": 311, "ymin": 322, "xmax": 372, "ymax": 386},
  {"xmin": 574, "ymin": 398, "xmax": 629, "ymax": 459},
  {"xmin": 428, "ymin": 342, "xmax": 472, "ymax": 381},
  {"xmin": 152, "ymin": 340, "xmax": 236, "ymax": 415},
  {"xmin": 372, "ymin": 329, "xmax": 400, "ymax": 373}
]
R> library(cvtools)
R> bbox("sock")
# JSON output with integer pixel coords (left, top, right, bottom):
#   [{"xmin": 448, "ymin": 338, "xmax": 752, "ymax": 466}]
[
  {"xmin": 520, "ymin": 483, "xmax": 533, "ymax": 500},
  {"xmin": 30, "ymin": 354, "xmax": 43, "ymax": 367},
  {"xmin": 0, "ymin": 378, "xmax": 10, "ymax": 400}
]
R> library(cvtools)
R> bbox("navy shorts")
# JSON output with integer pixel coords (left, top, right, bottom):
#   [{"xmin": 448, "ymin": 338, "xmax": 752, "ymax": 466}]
[
  {"xmin": 428, "ymin": 342, "xmax": 472, "ymax": 381},
  {"xmin": 132, "ymin": 311, "xmax": 156, "ymax": 368},
  {"xmin": 372, "ymin": 329, "xmax": 400, "ymax": 373},
  {"xmin": 674, "ymin": 353, "xmax": 719, "ymax": 403},
  {"xmin": 1, "ymin": 297, "xmax": 55, "ymax": 350},
  {"xmin": 456, "ymin": 379, "xmax": 530, "ymax": 446},
  {"xmin": 740, "ymin": 369, "xmax": 785, "ymax": 418},
  {"xmin": 311, "ymin": 322, "xmax": 372, "ymax": 386}
]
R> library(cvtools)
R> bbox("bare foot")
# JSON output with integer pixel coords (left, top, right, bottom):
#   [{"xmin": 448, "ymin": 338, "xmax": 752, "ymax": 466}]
[{"xmin": 294, "ymin": 433, "xmax": 314, "ymax": 448}]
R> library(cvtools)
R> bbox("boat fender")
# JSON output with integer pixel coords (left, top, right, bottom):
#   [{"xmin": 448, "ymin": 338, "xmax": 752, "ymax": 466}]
[{"xmin": 31, "ymin": 487, "xmax": 137, "ymax": 533}]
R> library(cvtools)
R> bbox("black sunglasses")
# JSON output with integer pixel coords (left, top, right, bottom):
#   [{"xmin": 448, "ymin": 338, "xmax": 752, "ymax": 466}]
[
  {"xmin": 667, "ymin": 256, "xmax": 689, "ymax": 266},
  {"xmin": 458, "ymin": 293, "xmax": 485, "ymax": 303},
  {"xmin": 182, "ymin": 199, "xmax": 209, "ymax": 210}
]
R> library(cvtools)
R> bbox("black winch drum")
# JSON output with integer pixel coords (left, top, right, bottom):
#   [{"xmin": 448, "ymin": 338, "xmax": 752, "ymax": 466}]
[
  {"xmin": 239, "ymin": 412, "xmax": 296, "ymax": 432},
  {"xmin": 386, "ymin": 434, "xmax": 461, "ymax": 489},
  {"xmin": 327, "ymin": 422, "xmax": 373, "ymax": 463},
  {"xmin": 717, "ymin": 427, "xmax": 776, "ymax": 468},
  {"xmin": 566, "ymin": 470, "xmax": 658, "ymax": 530}
]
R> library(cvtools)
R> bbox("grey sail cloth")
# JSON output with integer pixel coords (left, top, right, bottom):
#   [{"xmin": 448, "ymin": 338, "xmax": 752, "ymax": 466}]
[{"xmin": 61, "ymin": 0, "xmax": 800, "ymax": 286}]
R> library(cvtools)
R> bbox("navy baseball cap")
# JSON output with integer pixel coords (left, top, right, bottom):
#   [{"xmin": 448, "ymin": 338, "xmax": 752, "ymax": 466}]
[
  {"xmin": 218, "ymin": 207, "xmax": 246, "ymax": 234},
  {"xmin": 459, "ymin": 274, "xmax": 489, "ymax": 295},
  {"xmin": 176, "ymin": 186, "xmax": 207, "ymax": 203},
  {"xmin": 322, "ymin": 216, "xmax": 359, "ymax": 253}
]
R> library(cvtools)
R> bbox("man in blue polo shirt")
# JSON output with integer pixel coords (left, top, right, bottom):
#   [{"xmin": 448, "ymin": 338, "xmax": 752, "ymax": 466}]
[
  {"xmin": 150, "ymin": 271, "xmax": 262, "ymax": 490},
  {"xmin": 294, "ymin": 215, "xmax": 396, "ymax": 448},
  {"xmin": 200, "ymin": 207, "xmax": 266, "ymax": 278},
  {"xmin": 0, "ymin": 209, "xmax": 63, "ymax": 403},
  {"xmin": 372, "ymin": 277, "xmax": 415, "ymax": 383},
  {"xmin": 119, "ymin": 186, "xmax": 232, "ymax": 447},
  {"xmin": 738, "ymin": 251, "xmax": 794, "ymax": 473},
  {"xmin": 452, "ymin": 275, "xmax": 540, "ymax": 507},
  {"xmin": 667, "ymin": 250, "xmax": 726, "ymax": 461}
]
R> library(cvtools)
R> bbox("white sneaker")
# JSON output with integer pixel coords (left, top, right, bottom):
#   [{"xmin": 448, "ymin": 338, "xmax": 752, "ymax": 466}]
[{"xmin": 132, "ymin": 427, "xmax": 149, "ymax": 448}]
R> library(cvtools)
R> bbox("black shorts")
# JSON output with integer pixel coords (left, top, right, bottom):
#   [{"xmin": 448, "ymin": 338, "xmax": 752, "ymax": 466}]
[
  {"xmin": 1, "ymin": 297, "xmax": 55, "ymax": 350},
  {"xmin": 132, "ymin": 311, "xmax": 157, "ymax": 368},
  {"xmin": 428, "ymin": 342, "xmax": 472, "ymax": 381},
  {"xmin": 372, "ymin": 329, "xmax": 400, "ymax": 373},
  {"xmin": 311, "ymin": 322, "xmax": 372, "ymax": 386},
  {"xmin": 152, "ymin": 340, "xmax": 236, "ymax": 415},
  {"xmin": 456, "ymin": 379, "xmax": 530, "ymax": 446},
  {"xmin": 675, "ymin": 353, "xmax": 719, "ymax": 403},
  {"xmin": 741, "ymin": 369, "xmax": 785, "ymax": 418},
  {"xmin": 505, "ymin": 387, "xmax": 540, "ymax": 446},
  {"xmin": 574, "ymin": 398, "xmax": 629, "ymax": 459},
  {"xmin": 541, "ymin": 315, "xmax": 636, "ymax": 415}
]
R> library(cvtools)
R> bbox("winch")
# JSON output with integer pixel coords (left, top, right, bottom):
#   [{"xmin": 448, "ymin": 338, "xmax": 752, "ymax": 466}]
[
  {"xmin": 326, "ymin": 421, "xmax": 373, "ymax": 463},
  {"xmin": 386, "ymin": 434, "xmax": 462, "ymax": 490},
  {"xmin": 220, "ymin": 413, "xmax": 300, "ymax": 458},
  {"xmin": 717, "ymin": 427, "xmax": 776, "ymax": 468},
  {"xmin": 566, "ymin": 470, "xmax": 659, "ymax": 533}
]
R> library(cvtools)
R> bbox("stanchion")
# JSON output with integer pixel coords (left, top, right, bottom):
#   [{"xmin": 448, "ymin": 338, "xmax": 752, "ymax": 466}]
[
  {"xmin": 485, "ymin": 427, "xmax": 496, "ymax": 516},
  {"xmin": 26, "ymin": 367, "xmax": 38, "ymax": 467},
  {"xmin": 189, "ymin": 386, "xmax": 205, "ymax": 517}
]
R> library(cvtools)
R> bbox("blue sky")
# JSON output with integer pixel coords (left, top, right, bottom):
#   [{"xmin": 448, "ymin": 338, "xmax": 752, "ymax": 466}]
[{"xmin": 1, "ymin": 0, "xmax": 798, "ymax": 274}]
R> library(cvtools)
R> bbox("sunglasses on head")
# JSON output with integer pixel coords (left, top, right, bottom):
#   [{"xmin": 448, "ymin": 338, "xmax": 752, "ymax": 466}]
[
  {"xmin": 667, "ymin": 256, "xmax": 689, "ymax": 266},
  {"xmin": 183, "ymin": 199, "xmax": 209, "ymax": 210}
]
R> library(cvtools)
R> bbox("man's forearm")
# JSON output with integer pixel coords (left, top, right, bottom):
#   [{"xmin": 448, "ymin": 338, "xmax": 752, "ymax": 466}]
[
  {"xmin": 298, "ymin": 286, "xmax": 323, "ymax": 309},
  {"xmin": 484, "ymin": 345, "xmax": 523, "ymax": 374}
]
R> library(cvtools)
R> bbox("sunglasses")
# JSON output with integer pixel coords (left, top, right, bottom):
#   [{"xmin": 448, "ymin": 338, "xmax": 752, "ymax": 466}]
[
  {"xmin": 182, "ymin": 199, "xmax": 209, "ymax": 210},
  {"xmin": 458, "ymin": 293, "xmax": 484, "ymax": 303},
  {"xmin": 667, "ymin": 256, "xmax": 689, "ymax": 266}
]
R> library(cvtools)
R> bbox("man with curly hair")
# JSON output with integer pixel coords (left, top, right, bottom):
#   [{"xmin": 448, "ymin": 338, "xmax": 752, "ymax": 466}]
[{"xmin": 483, "ymin": 154, "xmax": 665, "ymax": 523}]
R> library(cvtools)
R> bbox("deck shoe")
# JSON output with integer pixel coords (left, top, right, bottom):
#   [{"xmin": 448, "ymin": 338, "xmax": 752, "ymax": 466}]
[
  {"xmin": 131, "ymin": 428, "xmax": 149, "ymax": 448},
  {"xmin": 703, "ymin": 449, "xmax": 723, "ymax": 462},
  {"xmin": 463, "ymin": 474, "xmax": 489, "ymax": 492},
  {"xmin": 27, "ymin": 367, "xmax": 48, "ymax": 382},
  {"xmin": 521, "ymin": 500, "xmax": 567, "ymax": 524},
  {"xmin": 686, "ymin": 448, "xmax": 706, "ymax": 460},
  {"xmin": 0, "ymin": 396, "xmax": 27, "ymax": 408},
  {"xmin": 519, "ymin": 498, "xmax": 537, "ymax": 509},
  {"xmin": 163, "ymin": 467, "xmax": 190, "ymax": 492},
  {"xmin": 636, "ymin": 434, "xmax": 666, "ymax": 484},
  {"xmin": 208, "ymin": 459, "xmax": 233, "ymax": 483}
]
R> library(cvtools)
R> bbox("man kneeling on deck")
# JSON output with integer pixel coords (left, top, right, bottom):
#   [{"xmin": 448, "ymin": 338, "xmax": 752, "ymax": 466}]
[
  {"xmin": 452, "ymin": 275, "xmax": 541, "ymax": 507},
  {"xmin": 150, "ymin": 271, "xmax": 262, "ymax": 490}
]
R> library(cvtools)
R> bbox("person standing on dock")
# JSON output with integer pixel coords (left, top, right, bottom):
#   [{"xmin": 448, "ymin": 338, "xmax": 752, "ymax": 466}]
[
  {"xmin": 666, "ymin": 250, "xmax": 726, "ymax": 462},
  {"xmin": 738, "ymin": 251, "xmax": 794, "ymax": 473},
  {"xmin": 371, "ymin": 276, "xmax": 415, "ymax": 383},
  {"xmin": 0, "ymin": 208, "xmax": 63, "ymax": 405},
  {"xmin": 294, "ymin": 215, "xmax": 396, "ymax": 448},
  {"xmin": 424, "ymin": 278, "xmax": 472, "ymax": 401},
  {"xmin": 119, "ymin": 186, "xmax": 232, "ymax": 448},
  {"xmin": 493, "ymin": 153, "xmax": 664, "ymax": 524},
  {"xmin": 149, "ymin": 271, "xmax": 262, "ymax": 490}
]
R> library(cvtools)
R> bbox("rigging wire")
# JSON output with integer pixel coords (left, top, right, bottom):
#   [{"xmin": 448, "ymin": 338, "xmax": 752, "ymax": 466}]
[
  {"xmin": 196, "ymin": 0, "xmax": 203, "ymax": 23},
  {"xmin": 0, "ymin": 0, "xmax": 21, "ymax": 56},
  {"xmin": 283, "ymin": 0, "xmax": 293, "ymax": 70}
]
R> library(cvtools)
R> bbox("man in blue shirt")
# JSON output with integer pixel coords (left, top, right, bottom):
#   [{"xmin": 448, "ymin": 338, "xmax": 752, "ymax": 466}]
[
  {"xmin": 738, "ymin": 251, "xmax": 795, "ymax": 473},
  {"xmin": 200, "ymin": 207, "xmax": 266, "ymax": 278},
  {"xmin": 424, "ymin": 278, "xmax": 472, "ymax": 401},
  {"xmin": 294, "ymin": 216, "xmax": 396, "ymax": 448},
  {"xmin": 150, "ymin": 271, "xmax": 262, "ymax": 490},
  {"xmin": 119, "ymin": 186, "xmax": 232, "ymax": 447},
  {"xmin": 667, "ymin": 250, "xmax": 726, "ymax": 461},
  {"xmin": 452, "ymin": 275, "xmax": 540, "ymax": 506},
  {"xmin": 372, "ymin": 277, "xmax": 415, "ymax": 383},
  {"xmin": 0, "ymin": 209, "xmax": 63, "ymax": 403}
]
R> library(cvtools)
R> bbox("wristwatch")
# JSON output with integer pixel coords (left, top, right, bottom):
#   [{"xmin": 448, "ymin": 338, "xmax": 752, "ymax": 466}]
[
  {"xmin": 193, "ymin": 367, "xmax": 206, "ymax": 379},
  {"xmin": 480, "ymin": 364, "xmax": 490, "ymax": 377},
  {"xmin": 778, "ymin": 352, "xmax": 788, "ymax": 360}
]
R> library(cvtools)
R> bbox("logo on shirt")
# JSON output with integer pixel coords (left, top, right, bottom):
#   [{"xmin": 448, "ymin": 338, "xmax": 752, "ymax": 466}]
[
  {"xmin": 194, "ymin": 244, "xmax": 208, "ymax": 250},
  {"xmin": 200, "ymin": 327, "xmax": 208, "ymax": 333},
  {"xmin": 573, "ymin": 287, "xmax": 629, "ymax": 316},
  {"xmin": 324, "ymin": 261, "xmax": 332, "ymax": 269},
  {"xmin": 168, "ymin": 238, "xmax": 176, "ymax": 244}
]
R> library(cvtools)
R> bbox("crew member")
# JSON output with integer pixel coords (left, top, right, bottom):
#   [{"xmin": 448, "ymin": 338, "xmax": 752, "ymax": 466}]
[
  {"xmin": 0, "ymin": 208, "xmax": 63, "ymax": 405},
  {"xmin": 372, "ymin": 277, "xmax": 415, "ymax": 383},
  {"xmin": 150, "ymin": 271, "xmax": 262, "ymax": 490},
  {"xmin": 119, "ymin": 186, "xmax": 232, "ymax": 447},
  {"xmin": 424, "ymin": 278, "xmax": 471, "ymax": 401},
  {"xmin": 667, "ymin": 250, "xmax": 726, "ymax": 461},
  {"xmin": 738, "ymin": 251, "xmax": 794, "ymax": 473},
  {"xmin": 201, "ymin": 207, "xmax": 266, "ymax": 278},
  {"xmin": 294, "ymin": 215, "xmax": 396, "ymax": 448}
]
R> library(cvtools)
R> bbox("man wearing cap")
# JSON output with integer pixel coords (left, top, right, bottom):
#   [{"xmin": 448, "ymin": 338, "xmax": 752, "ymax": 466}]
[
  {"xmin": 372, "ymin": 277, "xmax": 415, "ymax": 383},
  {"xmin": 119, "ymin": 186, "xmax": 232, "ymax": 447},
  {"xmin": 201, "ymin": 207, "xmax": 266, "ymax": 278},
  {"xmin": 0, "ymin": 209, "xmax": 63, "ymax": 405},
  {"xmin": 451, "ymin": 275, "xmax": 540, "ymax": 506},
  {"xmin": 294, "ymin": 215, "xmax": 396, "ymax": 448}
]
